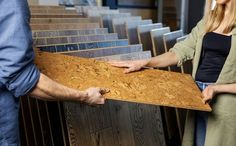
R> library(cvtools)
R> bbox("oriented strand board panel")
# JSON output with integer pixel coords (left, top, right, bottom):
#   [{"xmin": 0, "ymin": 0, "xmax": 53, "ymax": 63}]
[{"xmin": 35, "ymin": 51, "xmax": 211, "ymax": 112}]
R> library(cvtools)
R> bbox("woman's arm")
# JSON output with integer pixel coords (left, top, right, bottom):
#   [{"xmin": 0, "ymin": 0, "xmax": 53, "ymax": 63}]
[
  {"xmin": 110, "ymin": 20, "xmax": 205, "ymax": 73},
  {"xmin": 202, "ymin": 83, "xmax": 236, "ymax": 104},
  {"xmin": 110, "ymin": 52, "xmax": 178, "ymax": 73},
  {"xmin": 29, "ymin": 73, "xmax": 109, "ymax": 105}
]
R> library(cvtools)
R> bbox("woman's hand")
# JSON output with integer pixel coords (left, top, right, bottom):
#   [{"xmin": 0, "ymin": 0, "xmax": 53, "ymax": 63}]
[
  {"xmin": 109, "ymin": 59, "xmax": 150, "ymax": 73},
  {"xmin": 202, "ymin": 85, "xmax": 218, "ymax": 104}
]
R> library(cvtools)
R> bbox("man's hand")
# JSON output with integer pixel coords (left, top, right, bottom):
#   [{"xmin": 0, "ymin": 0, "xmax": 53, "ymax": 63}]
[
  {"xmin": 30, "ymin": 73, "xmax": 110, "ymax": 105},
  {"xmin": 83, "ymin": 87, "xmax": 109, "ymax": 105}
]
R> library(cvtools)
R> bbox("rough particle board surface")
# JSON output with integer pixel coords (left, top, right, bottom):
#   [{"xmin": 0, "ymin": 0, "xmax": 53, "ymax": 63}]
[{"xmin": 34, "ymin": 51, "xmax": 211, "ymax": 112}]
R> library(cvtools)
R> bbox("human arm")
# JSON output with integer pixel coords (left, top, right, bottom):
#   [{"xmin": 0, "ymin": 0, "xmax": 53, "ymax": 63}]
[
  {"xmin": 110, "ymin": 52, "xmax": 178, "ymax": 73},
  {"xmin": 110, "ymin": 20, "xmax": 205, "ymax": 73},
  {"xmin": 202, "ymin": 84, "xmax": 236, "ymax": 104},
  {"xmin": 29, "ymin": 73, "xmax": 108, "ymax": 104}
]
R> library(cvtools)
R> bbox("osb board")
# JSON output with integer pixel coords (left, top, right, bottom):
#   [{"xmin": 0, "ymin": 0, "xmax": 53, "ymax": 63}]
[{"xmin": 34, "ymin": 50, "xmax": 211, "ymax": 112}]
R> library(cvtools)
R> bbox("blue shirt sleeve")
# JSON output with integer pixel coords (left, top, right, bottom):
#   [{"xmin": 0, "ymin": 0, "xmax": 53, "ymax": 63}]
[{"xmin": 0, "ymin": 0, "xmax": 40, "ymax": 97}]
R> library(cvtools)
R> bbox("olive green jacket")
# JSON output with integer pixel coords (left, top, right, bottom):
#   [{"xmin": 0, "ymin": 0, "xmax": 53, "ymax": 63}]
[{"xmin": 170, "ymin": 20, "xmax": 236, "ymax": 146}]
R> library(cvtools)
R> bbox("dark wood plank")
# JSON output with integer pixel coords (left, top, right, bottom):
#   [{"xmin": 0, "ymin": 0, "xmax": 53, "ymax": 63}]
[
  {"xmin": 163, "ymin": 30, "xmax": 183, "ymax": 72},
  {"xmin": 31, "ymin": 23, "xmax": 100, "ymax": 31},
  {"xmin": 34, "ymin": 33, "xmax": 118, "ymax": 46},
  {"xmin": 33, "ymin": 28, "xmax": 109, "ymax": 38},
  {"xmin": 150, "ymin": 27, "xmax": 170, "ymax": 57},
  {"xmin": 27, "ymin": 98, "xmax": 45, "ymax": 146},
  {"xmin": 63, "ymin": 102, "xmax": 93, "ymax": 146},
  {"xmin": 90, "ymin": 128, "xmax": 117, "ymax": 146},
  {"xmin": 30, "ymin": 5, "xmax": 65, "ymax": 9},
  {"xmin": 112, "ymin": 17, "xmax": 142, "ymax": 39},
  {"xmin": 76, "ymin": 6, "xmax": 110, "ymax": 16},
  {"xmin": 36, "ymin": 100, "xmax": 55, "ymax": 146},
  {"xmin": 137, "ymin": 23, "xmax": 163, "ymax": 54},
  {"xmin": 59, "ymin": 44, "xmax": 143, "ymax": 58},
  {"xmin": 129, "ymin": 104, "xmax": 166, "ymax": 146},
  {"xmin": 94, "ymin": 51, "xmax": 151, "ymax": 61},
  {"xmin": 86, "ymin": 10, "xmax": 119, "ymax": 17},
  {"xmin": 30, "ymin": 9, "xmax": 77, "ymax": 14},
  {"xmin": 46, "ymin": 101, "xmax": 66, "ymax": 146},
  {"xmin": 30, "ymin": 18, "xmax": 99, "ymax": 24},
  {"xmin": 101, "ymin": 13, "xmax": 131, "ymax": 33},
  {"xmin": 85, "ymin": 103, "xmax": 112, "ymax": 133},
  {"xmin": 125, "ymin": 19, "xmax": 153, "ymax": 44},
  {"xmin": 108, "ymin": 101, "xmax": 136, "ymax": 146},
  {"xmin": 20, "ymin": 99, "xmax": 30, "ymax": 146},
  {"xmin": 20, "ymin": 97, "xmax": 37, "ymax": 146},
  {"xmin": 31, "ymin": 14, "xmax": 83, "ymax": 18},
  {"xmin": 38, "ymin": 39, "xmax": 129, "ymax": 52}
]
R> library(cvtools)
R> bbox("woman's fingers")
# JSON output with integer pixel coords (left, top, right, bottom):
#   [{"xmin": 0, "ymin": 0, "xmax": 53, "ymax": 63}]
[
  {"xmin": 124, "ymin": 66, "xmax": 141, "ymax": 74},
  {"xmin": 202, "ymin": 87, "xmax": 214, "ymax": 104},
  {"xmin": 109, "ymin": 61, "xmax": 130, "ymax": 68}
]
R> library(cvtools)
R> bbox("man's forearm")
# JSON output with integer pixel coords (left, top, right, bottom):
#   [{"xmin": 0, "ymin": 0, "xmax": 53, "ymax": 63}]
[
  {"xmin": 146, "ymin": 52, "xmax": 179, "ymax": 68},
  {"xmin": 29, "ymin": 73, "xmax": 87, "ymax": 101}
]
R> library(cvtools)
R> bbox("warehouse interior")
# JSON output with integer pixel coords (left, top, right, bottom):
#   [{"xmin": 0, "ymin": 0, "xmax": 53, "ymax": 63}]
[{"xmin": 19, "ymin": 0, "xmax": 207, "ymax": 146}]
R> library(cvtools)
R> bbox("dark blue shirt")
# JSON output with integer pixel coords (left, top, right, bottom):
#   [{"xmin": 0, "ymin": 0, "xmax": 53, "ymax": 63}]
[
  {"xmin": 0, "ymin": 0, "xmax": 40, "ymax": 97},
  {"xmin": 195, "ymin": 32, "xmax": 232, "ymax": 82}
]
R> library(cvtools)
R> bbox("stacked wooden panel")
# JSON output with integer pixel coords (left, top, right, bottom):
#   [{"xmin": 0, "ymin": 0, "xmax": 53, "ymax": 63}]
[
  {"xmin": 101, "ymin": 13, "xmax": 131, "ymax": 33},
  {"xmin": 137, "ymin": 23, "xmax": 163, "ymax": 54},
  {"xmin": 30, "ymin": 6, "xmax": 82, "ymax": 18},
  {"xmin": 125, "ymin": 19, "xmax": 153, "ymax": 44}
]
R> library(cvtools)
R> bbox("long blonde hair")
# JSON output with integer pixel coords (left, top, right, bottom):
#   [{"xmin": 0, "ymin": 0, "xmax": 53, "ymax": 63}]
[{"xmin": 205, "ymin": 0, "xmax": 236, "ymax": 33}]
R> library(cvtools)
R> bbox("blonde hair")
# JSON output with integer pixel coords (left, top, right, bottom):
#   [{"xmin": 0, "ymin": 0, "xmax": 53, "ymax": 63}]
[{"xmin": 204, "ymin": 0, "xmax": 236, "ymax": 33}]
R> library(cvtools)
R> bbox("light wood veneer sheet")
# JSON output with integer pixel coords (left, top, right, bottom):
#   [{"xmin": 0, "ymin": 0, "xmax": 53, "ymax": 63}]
[{"xmin": 34, "ymin": 50, "xmax": 211, "ymax": 112}]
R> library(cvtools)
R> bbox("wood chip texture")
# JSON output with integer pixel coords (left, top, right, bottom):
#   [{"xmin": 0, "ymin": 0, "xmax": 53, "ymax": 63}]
[{"xmin": 35, "ymin": 50, "xmax": 211, "ymax": 111}]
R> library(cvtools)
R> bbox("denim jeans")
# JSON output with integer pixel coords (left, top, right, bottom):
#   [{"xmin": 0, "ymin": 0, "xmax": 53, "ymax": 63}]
[
  {"xmin": 0, "ymin": 90, "xmax": 20, "ymax": 146},
  {"xmin": 194, "ymin": 81, "xmax": 213, "ymax": 146}
]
